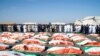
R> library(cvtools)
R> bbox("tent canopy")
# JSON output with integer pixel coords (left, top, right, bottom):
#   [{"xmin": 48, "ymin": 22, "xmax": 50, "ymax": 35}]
[{"xmin": 74, "ymin": 16, "xmax": 100, "ymax": 25}]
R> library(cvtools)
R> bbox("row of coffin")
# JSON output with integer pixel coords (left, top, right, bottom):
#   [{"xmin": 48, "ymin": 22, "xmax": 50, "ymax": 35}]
[{"xmin": 0, "ymin": 32, "xmax": 100, "ymax": 56}]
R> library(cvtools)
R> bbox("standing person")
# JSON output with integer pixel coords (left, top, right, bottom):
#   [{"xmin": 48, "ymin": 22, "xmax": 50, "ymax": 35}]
[
  {"xmin": 38, "ymin": 24, "xmax": 42, "ymax": 32},
  {"xmin": 98, "ymin": 25, "xmax": 100, "ymax": 34},
  {"xmin": 59, "ymin": 25, "xmax": 62, "ymax": 32},
  {"xmin": 26, "ymin": 25, "xmax": 28, "ymax": 32},
  {"xmin": 44, "ymin": 24, "xmax": 47, "ymax": 32},
  {"xmin": 48, "ymin": 22, "xmax": 51, "ymax": 32},
  {"xmin": 92, "ymin": 25, "xmax": 96, "ymax": 34},
  {"xmin": 84, "ymin": 25, "xmax": 86, "ymax": 34},
  {"xmin": 80, "ymin": 25, "xmax": 83, "ymax": 33},
  {"xmin": 17, "ymin": 25, "xmax": 20, "ymax": 32},
  {"xmin": 82, "ymin": 25, "xmax": 85, "ymax": 34},
  {"xmin": 41, "ymin": 25, "xmax": 43, "ymax": 32},
  {"xmin": 64, "ymin": 24, "xmax": 71, "ymax": 33},
  {"xmin": 67, "ymin": 25, "xmax": 71, "ymax": 32},
  {"xmin": 35, "ymin": 24, "xmax": 38, "ymax": 32},
  {"xmin": 45, "ymin": 24, "xmax": 47, "ymax": 32},
  {"xmin": 41, "ymin": 24, "xmax": 44, "ymax": 32},
  {"xmin": 75, "ymin": 25, "xmax": 78, "ymax": 33},
  {"xmin": 8, "ymin": 24, "xmax": 12, "ymax": 32},
  {"xmin": 4, "ymin": 24, "xmax": 7, "ymax": 31},
  {"xmin": 27, "ymin": 25, "xmax": 30, "ymax": 32},
  {"xmin": 83, "ymin": 25, "xmax": 86, "ymax": 34},
  {"xmin": 30, "ymin": 25, "xmax": 33, "ymax": 32},
  {"xmin": 51, "ymin": 25, "xmax": 55, "ymax": 32},
  {"xmin": 1, "ymin": 24, "xmax": 4, "ymax": 32},
  {"xmin": 89, "ymin": 25, "xmax": 92, "ymax": 34},
  {"xmin": 23, "ymin": 24, "xmax": 27, "ymax": 33},
  {"xmin": 47, "ymin": 24, "xmax": 50, "ymax": 32},
  {"xmin": 96, "ymin": 25, "xmax": 99, "ymax": 34},
  {"xmin": 85, "ymin": 25, "xmax": 89, "ymax": 34},
  {"xmin": 20, "ymin": 24, "xmax": 23, "ymax": 32},
  {"xmin": 65, "ymin": 24, "xmax": 69, "ymax": 33},
  {"xmin": 27, "ymin": 25, "xmax": 29, "ymax": 32},
  {"xmin": 70, "ymin": 25, "xmax": 73, "ymax": 33},
  {"xmin": 45, "ymin": 24, "xmax": 49, "ymax": 32},
  {"xmin": 13, "ymin": 24, "xmax": 18, "ymax": 32},
  {"xmin": 75, "ymin": 24, "xmax": 81, "ymax": 33},
  {"xmin": 31, "ymin": 24, "xmax": 35, "ymax": 32},
  {"xmin": 43, "ymin": 24, "xmax": 46, "ymax": 32},
  {"xmin": 39, "ymin": 24, "xmax": 41, "ymax": 32},
  {"xmin": 89, "ymin": 25, "xmax": 96, "ymax": 34},
  {"xmin": 56, "ymin": 25, "xmax": 59, "ymax": 32},
  {"xmin": 64, "ymin": 24, "xmax": 67, "ymax": 33},
  {"xmin": 72, "ymin": 24, "xmax": 75, "ymax": 33},
  {"xmin": 5, "ymin": 24, "xmax": 8, "ymax": 31},
  {"xmin": 11, "ymin": 24, "xmax": 14, "ymax": 32},
  {"xmin": 67, "ymin": 25, "xmax": 70, "ymax": 33},
  {"xmin": 75, "ymin": 25, "xmax": 77, "ymax": 33},
  {"xmin": 38, "ymin": 24, "xmax": 40, "ymax": 32},
  {"xmin": 62, "ymin": 25, "xmax": 64, "ymax": 32},
  {"xmin": 0, "ymin": 25, "xmax": 1, "ymax": 32},
  {"xmin": 39, "ymin": 24, "xmax": 42, "ymax": 32},
  {"xmin": 54, "ymin": 25, "xmax": 57, "ymax": 32},
  {"xmin": 3, "ymin": 25, "xmax": 5, "ymax": 31},
  {"xmin": 13, "ymin": 24, "xmax": 15, "ymax": 32}
]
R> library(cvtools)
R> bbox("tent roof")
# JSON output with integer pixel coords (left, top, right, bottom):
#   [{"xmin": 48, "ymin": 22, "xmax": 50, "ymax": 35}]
[{"xmin": 74, "ymin": 16, "xmax": 100, "ymax": 25}]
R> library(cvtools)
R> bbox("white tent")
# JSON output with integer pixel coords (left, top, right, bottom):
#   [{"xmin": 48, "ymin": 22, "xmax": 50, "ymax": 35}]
[
  {"xmin": 74, "ymin": 20, "xmax": 82, "ymax": 25},
  {"xmin": 82, "ymin": 19, "xmax": 97, "ymax": 25},
  {"xmin": 74, "ymin": 16, "xmax": 100, "ymax": 25}
]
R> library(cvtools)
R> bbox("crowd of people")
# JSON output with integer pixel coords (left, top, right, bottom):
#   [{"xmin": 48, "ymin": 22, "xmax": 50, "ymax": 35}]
[
  {"xmin": 74, "ymin": 25, "xmax": 100, "ymax": 34},
  {"xmin": 0, "ymin": 24, "xmax": 100, "ymax": 34}
]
